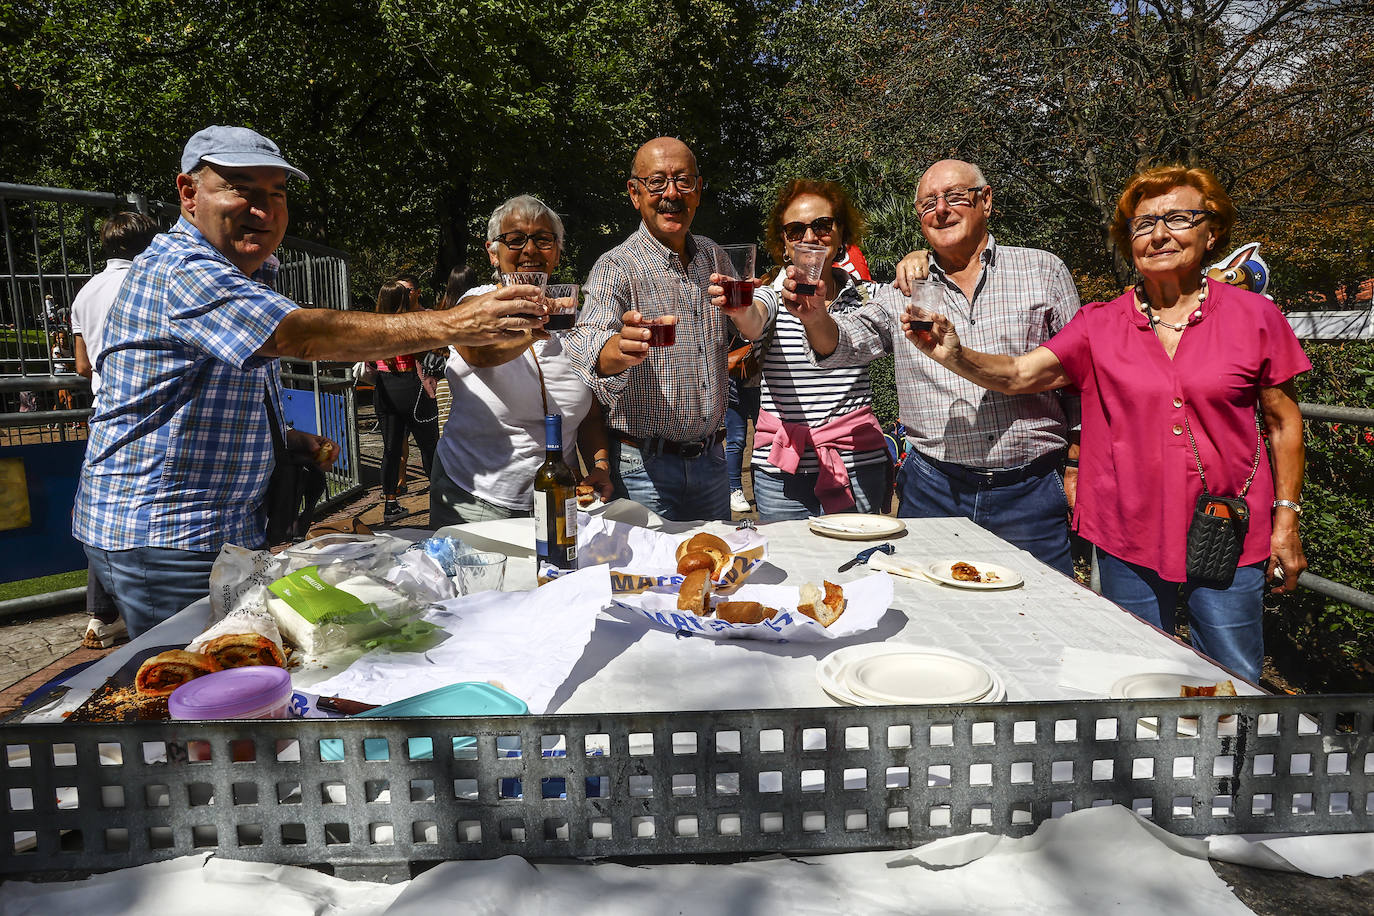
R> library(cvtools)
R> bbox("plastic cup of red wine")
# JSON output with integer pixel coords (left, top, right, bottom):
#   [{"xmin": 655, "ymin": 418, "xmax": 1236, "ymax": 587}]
[
  {"xmin": 718, "ymin": 244, "xmax": 757, "ymax": 310},
  {"xmin": 790, "ymin": 242, "xmax": 828, "ymax": 298},
  {"xmin": 501, "ymin": 271, "xmax": 549, "ymax": 322},
  {"xmin": 645, "ymin": 315, "xmax": 678, "ymax": 347},
  {"xmin": 545, "ymin": 283, "xmax": 579, "ymax": 332},
  {"xmin": 908, "ymin": 278, "xmax": 941, "ymax": 330}
]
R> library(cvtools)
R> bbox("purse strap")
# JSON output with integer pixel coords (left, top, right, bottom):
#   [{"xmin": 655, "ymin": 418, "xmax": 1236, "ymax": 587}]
[{"xmin": 1184, "ymin": 416, "xmax": 1263, "ymax": 498}]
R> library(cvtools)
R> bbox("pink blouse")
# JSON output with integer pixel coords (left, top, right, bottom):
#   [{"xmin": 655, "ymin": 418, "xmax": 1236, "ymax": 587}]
[{"xmin": 1044, "ymin": 280, "xmax": 1310, "ymax": 582}]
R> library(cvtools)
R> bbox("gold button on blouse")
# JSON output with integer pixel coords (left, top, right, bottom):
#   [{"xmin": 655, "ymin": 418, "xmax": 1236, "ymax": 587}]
[
  {"xmin": 1172, "ymin": 424, "xmax": 1183, "ymax": 436},
  {"xmin": 1173, "ymin": 397, "xmax": 1183, "ymax": 408}
]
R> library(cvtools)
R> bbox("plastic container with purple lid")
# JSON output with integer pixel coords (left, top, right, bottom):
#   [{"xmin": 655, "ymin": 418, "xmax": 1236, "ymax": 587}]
[{"xmin": 168, "ymin": 666, "xmax": 293, "ymax": 720}]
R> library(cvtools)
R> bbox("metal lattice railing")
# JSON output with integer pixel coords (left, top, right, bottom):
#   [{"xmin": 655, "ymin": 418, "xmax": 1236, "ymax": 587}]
[{"xmin": 2, "ymin": 695, "xmax": 1371, "ymax": 881}]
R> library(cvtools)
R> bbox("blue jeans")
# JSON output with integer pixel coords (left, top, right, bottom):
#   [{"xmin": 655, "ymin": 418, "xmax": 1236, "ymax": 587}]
[
  {"xmin": 1096, "ymin": 549, "xmax": 1265, "ymax": 683},
  {"xmin": 84, "ymin": 545, "xmax": 219, "ymax": 638},
  {"xmin": 725, "ymin": 380, "xmax": 761, "ymax": 492},
  {"xmin": 753, "ymin": 462, "xmax": 889, "ymax": 522},
  {"xmin": 897, "ymin": 449, "xmax": 1073, "ymax": 578},
  {"xmin": 611, "ymin": 437, "xmax": 731, "ymax": 522}
]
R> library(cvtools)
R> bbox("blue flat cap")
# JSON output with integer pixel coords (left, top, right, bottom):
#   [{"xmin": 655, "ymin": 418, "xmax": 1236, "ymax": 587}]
[{"xmin": 181, "ymin": 125, "xmax": 309, "ymax": 181}]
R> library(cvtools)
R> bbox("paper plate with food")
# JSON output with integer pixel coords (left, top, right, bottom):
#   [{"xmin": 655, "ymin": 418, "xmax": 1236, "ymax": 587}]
[
  {"xmin": 922, "ymin": 558, "xmax": 1023, "ymax": 589},
  {"xmin": 545, "ymin": 517, "xmax": 767, "ymax": 594},
  {"xmin": 611, "ymin": 572, "xmax": 893, "ymax": 642}
]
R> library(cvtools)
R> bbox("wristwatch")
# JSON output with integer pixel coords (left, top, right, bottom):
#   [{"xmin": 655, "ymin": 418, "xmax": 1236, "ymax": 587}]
[{"xmin": 1272, "ymin": 499, "xmax": 1302, "ymax": 516}]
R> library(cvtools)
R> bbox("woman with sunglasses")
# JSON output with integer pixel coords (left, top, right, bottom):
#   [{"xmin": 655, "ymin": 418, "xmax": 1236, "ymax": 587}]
[
  {"xmin": 709, "ymin": 180, "xmax": 890, "ymax": 521},
  {"xmin": 429, "ymin": 194, "xmax": 613, "ymax": 528},
  {"xmin": 903, "ymin": 165, "xmax": 1309, "ymax": 682}
]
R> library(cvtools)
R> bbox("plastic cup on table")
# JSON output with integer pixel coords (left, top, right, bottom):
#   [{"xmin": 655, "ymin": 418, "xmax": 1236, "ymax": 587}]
[
  {"xmin": 718, "ymin": 244, "xmax": 756, "ymax": 311},
  {"xmin": 545, "ymin": 283, "xmax": 579, "ymax": 332},
  {"xmin": 454, "ymin": 551, "xmax": 507, "ymax": 595},
  {"xmin": 790, "ymin": 241, "xmax": 829, "ymax": 302}
]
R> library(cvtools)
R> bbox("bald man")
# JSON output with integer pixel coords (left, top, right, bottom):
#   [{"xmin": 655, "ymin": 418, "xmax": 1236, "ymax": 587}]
[
  {"xmin": 567, "ymin": 138, "xmax": 754, "ymax": 521},
  {"xmin": 797, "ymin": 159, "xmax": 1082, "ymax": 576}
]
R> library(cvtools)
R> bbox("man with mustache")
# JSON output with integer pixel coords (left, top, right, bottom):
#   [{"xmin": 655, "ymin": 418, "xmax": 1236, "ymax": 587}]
[
  {"xmin": 74, "ymin": 125, "xmax": 545, "ymax": 636},
  {"xmin": 567, "ymin": 137, "xmax": 754, "ymax": 521},
  {"xmin": 794, "ymin": 159, "xmax": 1081, "ymax": 576}
]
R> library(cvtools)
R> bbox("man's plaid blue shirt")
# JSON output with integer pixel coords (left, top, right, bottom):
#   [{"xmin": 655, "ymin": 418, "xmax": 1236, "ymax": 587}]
[{"xmin": 73, "ymin": 217, "xmax": 297, "ymax": 552}]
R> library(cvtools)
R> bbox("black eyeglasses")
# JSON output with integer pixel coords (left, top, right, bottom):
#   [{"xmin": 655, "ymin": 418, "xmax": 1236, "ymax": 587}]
[
  {"xmin": 781, "ymin": 216, "xmax": 838, "ymax": 241},
  {"xmin": 1128, "ymin": 209, "xmax": 1215, "ymax": 237},
  {"xmin": 630, "ymin": 174, "xmax": 705, "ymax": 195},
  {"xmin": 495, "ymin": 230, "xmax": 559, "ymax": 251},
  {"xmin": 916, "ymin": 185, "xmax": 986, "ymax": 215}
]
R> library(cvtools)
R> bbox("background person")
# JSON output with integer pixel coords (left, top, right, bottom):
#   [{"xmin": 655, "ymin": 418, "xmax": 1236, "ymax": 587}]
[
  {"xmin": 904, "ymin": 164, "xmax": 1309, "ymax": 682},
  {"xmin": 371, "ymin": 279, "xmax": 440, "ymax": 523},
  {"xmin": 709, "ymin": 179, "xmax": 889, "ymax": 521},
  {"xmin": 430, "ymin": 195, "xmax": 613, "ymax": 527}
]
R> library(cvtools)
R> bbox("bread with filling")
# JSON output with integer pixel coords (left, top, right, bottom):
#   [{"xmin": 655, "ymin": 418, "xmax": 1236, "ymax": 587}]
[
  {"xmin": 798, "ymin": 580, "xmax": 846, "ymax": 627},
  {"xmin": 134, "ymin": 650, "xmax": 222, "ymax": 697},
  {"xmin": 201, "ymin": 632, "xmax": 286, "ymax": 669}
]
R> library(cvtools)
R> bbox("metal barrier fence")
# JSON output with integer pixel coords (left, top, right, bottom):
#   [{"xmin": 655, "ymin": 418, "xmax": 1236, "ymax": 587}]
[
  {"xmin": 0, "ymin": 181, "xmax": 361, "ymax": 507},
  {"xmin": 1, "ymin": 695, "xmax": 1370, "ymax": 880}
]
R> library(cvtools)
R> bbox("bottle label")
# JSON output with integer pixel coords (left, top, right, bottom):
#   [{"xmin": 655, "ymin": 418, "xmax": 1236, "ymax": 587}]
[{"xmin": 535, "ymin": 490, "xmax": 577, "ymax": 566}]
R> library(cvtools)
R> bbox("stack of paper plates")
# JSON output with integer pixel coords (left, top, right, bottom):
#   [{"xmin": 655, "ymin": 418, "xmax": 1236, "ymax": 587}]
[{"xmin": 817, "ymin": 644, "xmax": 1007, "ymax": 706}]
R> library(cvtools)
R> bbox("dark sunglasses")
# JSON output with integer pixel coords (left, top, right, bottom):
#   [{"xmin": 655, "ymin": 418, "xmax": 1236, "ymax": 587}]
[{"xmin": 781, "ymin": 216, "xmax": 838, "ymax": 241}]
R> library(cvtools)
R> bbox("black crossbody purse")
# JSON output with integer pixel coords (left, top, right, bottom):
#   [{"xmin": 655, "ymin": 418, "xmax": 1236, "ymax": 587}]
[
  {"xmin": 1183, "ymin": 417, "xmax": 1262, "ymax": 589},
  {"xmin": 263, "ymin": 391, "xmax": 328, "ymax": 545}
]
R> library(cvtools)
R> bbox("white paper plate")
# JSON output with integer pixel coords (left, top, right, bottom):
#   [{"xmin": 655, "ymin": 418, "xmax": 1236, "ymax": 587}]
[
  {"xmin": 817, "ymin": 644, "xmax": 1005, "ymax": 706},
  {"xmin": 1109, "ymin": 672, "xmax": 1243, "ymax": 700},
  {"xmin": 922, "ymin": 559, "xmax": 1023, "ymax": 589},
  {"xmin": 845, "ymin": 651, "xmax": 994, "ymax": 705},
  {"xmin": 808, "ymin": 514, "xmax": 907, "ymax": 540}
]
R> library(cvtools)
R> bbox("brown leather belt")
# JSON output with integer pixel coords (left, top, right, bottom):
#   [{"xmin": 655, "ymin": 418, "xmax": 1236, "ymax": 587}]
[{"xmin": 613, "ymin": 429, "xmax": 725, "ymax": 459}]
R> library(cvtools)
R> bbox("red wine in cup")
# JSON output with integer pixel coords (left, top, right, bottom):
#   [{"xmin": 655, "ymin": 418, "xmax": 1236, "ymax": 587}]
[
  {"xmin": 546, "ymin": 312, "xmax": 576, "ymax": 331},
  {"xmin": 911, "ymin": 319, "xmax": 934, "ymax": 331},
  {"xmin": 794, "ymin": 282, "xmax": 818, "ymax": 296},
  {"xmin": 721, "ymin": 279, "xmax": 753, "ymax": 309},
  {"xmin": 647, "ymin": 318, "xmax": 677, "ymax": 347}
]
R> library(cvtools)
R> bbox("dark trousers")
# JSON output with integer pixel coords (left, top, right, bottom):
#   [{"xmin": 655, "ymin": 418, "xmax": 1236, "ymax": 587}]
[{"xmin": 375, "ymin": 371, "xmax": 439, "ymax": 498}]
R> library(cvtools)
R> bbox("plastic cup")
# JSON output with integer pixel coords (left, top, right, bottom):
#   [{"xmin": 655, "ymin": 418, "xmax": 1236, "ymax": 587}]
[
  {"xmin": 908, "ymin": 278, "xmax": 942, "ymax": 330},
  {"xmin": 501, "ymin": 272, "xmax": 548, "ymax": 322},
  {"xmin": 790, "ymin": 242, "xmax": 829, "ymax": 299},
  {"xmin": 545, "ymin": 283, "xmax": 579, "ymax": 332},
  {"xmin": 454, "ymin": 551, "xmax": 507, "ymax": 595},
  {"xmin": 718, "ymin": 244, "xmax": 756, "ymax": 310}
]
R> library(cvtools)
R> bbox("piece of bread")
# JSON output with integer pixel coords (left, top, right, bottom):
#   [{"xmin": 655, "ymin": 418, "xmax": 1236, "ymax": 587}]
[
  {"xmin": 134, "ymin": 650, "xmax": 222, "ymax": 697},
  {"xmin": 200, "ymin": 632, "xmax": 287, "ymax": 669},
  {"xmin": 575, "ymin": 484, "xmax": 596, "ymax": 508},
  {"xmin": 675, "ymin": 532, "xmax": 732, "ymax": 578},
  {"xmin": 798, "ymin": 581, "xmax": 846, "ymax": 627},
  {"xmin": 1180, "ymin": 679, "xmax": 1237, "ymax": 698},
  {"xmin": 950, "ymin": 562, "xmax": 982, "ymax": 582},
  {"xmin": 677, "ymin": 568, "xmax": 712, "ymax": 615},
  {"xmin": 677, "ymin": 551, "xmax": 716, "ymax": 576},
  {"xmin": 715, "ymin": 601, "xmax": 777, "ymax": 624}
]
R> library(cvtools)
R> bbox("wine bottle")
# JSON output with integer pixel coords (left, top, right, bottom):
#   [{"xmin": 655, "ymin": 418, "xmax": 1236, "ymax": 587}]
[{"xmin": 534, "ymin": 413, "xmax": 578, "ymax": 581}]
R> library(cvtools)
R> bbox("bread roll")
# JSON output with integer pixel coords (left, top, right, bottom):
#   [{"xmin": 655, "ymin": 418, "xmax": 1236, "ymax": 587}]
[
  {"xmin": 677, "ymin": 551, "xmax": 716, "ymax": 576},
  {"xmin": 798, "ymin": 580, "xmax": 846, "ymax": 627},
  {"xmin": 716, "ymin": 601, "xmax": 776, "ymax": 624},
  {"xmin": 576, "ymin": 485, "xmax": 596, "ymax": 507},
  {"xmin": 134, "ymin": 650, "xmax": 222, "ymax": 697},
  {"xmin": 677, "ymin": 568, "xmax": 712, "ymax": 615},
  {"xmin": 675, "ymin": 533, "xmax": 732, "ymax": 577}
]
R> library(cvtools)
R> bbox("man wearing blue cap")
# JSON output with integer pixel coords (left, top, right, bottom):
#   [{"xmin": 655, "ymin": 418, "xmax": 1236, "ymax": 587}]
[{"xmin": 74, "ymin": 125, "xmax": 547, "ymax": 637}]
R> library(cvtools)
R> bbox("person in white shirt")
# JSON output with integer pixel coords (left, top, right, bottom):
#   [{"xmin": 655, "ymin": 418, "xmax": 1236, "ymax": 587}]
[
  {"xmin": 72, "ymin": 212, "xmax": 160, "ymax": 397},
  {"xmin": 429, "ymin": 195, "xmax": 613, "ymax": 527}
]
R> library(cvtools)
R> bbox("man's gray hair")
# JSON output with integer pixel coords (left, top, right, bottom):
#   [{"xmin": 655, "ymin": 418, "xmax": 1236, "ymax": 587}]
[{"xmin": 486, "ymin": 194, "xmax": 565, "ymax": 246}]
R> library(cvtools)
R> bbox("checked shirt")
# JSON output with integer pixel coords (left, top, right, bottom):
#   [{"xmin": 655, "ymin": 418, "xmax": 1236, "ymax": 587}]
[
  {"xmin": 73, "ymin": 217, "xmax": 297, "ymax": 552},
  {"xmin": 815, "ymin": 235, "xmax": 1081, "ymax": 469},
  {"xmin": 566, "ymin": 223, "xmax": 735, "ymax": 443}
]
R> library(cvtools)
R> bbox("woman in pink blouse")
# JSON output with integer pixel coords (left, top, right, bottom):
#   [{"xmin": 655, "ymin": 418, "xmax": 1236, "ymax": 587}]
[{"xmin": 903, "ymin": 165, "xmax": 1309, "ymax": 683}]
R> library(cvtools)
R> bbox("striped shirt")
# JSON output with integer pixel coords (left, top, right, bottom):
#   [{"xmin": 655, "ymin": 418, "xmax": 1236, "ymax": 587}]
[
  {"xmin": 566, "ymin": 223, "xmax": 733, "ymax": 442},
  {"xmin": 753, "ymin": 271, "xmax": 889, "ymax": 475},
  {"xmin": 816, "ymin": 236, "xmax": 1081, "ymax": 469},
  {"xmin": 73, "ymin": 217, "xmax": 297, "ymax": 552}
]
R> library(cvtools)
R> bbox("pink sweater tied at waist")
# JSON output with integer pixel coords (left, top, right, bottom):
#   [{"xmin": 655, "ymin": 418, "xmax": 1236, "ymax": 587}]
[{"xmin": 754, "ymin": 405, "xmax": 886, "ymax": 513}]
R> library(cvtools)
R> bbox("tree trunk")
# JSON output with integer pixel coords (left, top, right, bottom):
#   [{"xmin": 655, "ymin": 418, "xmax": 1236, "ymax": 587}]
[{"xmin": 435, "ymin": 170, "xmax": 473, "ymax": 293}]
